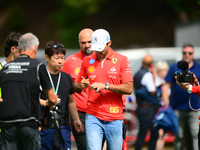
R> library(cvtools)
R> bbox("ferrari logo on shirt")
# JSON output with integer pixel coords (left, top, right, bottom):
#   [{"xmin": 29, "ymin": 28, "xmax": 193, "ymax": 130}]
[
  {"xmin": 74, "ymin": 67, "xmax": 80, "ymax": 75},
  {"xmin": 112, "ymin": 58, "xmax": 117, "ymax": 64},
  {"xmin": 88, "ymin": 66, "xmax": 95, "ymax": 73}
]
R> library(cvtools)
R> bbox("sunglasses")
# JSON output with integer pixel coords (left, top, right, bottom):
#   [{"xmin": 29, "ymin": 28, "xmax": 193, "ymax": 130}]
[
  {"xmin": 51, "ymin": 44, "xmax": 64, "ymax": 49},
  {"xmin": 182, "ymin": 52, "xmax": 193, "ymax": 55}
]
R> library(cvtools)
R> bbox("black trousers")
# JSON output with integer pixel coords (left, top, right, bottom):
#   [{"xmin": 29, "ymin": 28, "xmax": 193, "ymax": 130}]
[
  {"xmin": 0, "ymin": 126, "xmax": 40, "ymax": 150},
  {"xmin": 71, "ymin": 111, "xmax": 86, "ymax": 150},
  {"xmin": 135, "ymin": 106, "xmax": 159, "ymax": 150}
]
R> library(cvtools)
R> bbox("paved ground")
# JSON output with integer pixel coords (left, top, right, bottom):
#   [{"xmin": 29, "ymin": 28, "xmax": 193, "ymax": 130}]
[
  {"xmin": 127, "ymin": 145, "xmax": 174, "ymax": 150},
  {"xmin": 71, "ymin": 141, "xmax": 77, "ymax": 150},
  {"xmin": 71, "ymin": 141, "xmax": 174, "ymax": 150}
]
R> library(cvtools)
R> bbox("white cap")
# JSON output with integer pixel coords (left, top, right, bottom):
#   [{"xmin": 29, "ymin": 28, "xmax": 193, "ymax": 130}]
[{"xmin": 90, "ymin": 29, "xmax": 110, "ymax": 52}]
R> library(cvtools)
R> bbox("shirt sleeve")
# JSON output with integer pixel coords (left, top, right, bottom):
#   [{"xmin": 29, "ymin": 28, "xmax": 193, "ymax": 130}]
[
  {"xmin": 120, "ymin": 57, "xmax": 133, "ymax": 83},
  {"xmin": 39, "ymin": 63, "xmax": 52, "ymax": 90},
  {"xmin": 66, "ymin": 73, "xmax": 74, "ymax": 94},
  {"xmin": 192, "ymin": 86, "xmax": 200, "ymax": 97},
  {"xmin": 141, "ymin": 72, "xmax": 155, "ymax": 92}
]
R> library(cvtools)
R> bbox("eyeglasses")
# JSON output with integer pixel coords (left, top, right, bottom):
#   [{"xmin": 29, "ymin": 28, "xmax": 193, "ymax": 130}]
[
  {"xmin": 182, "ymin": 51, "xmax": 193, "ymax": 55},
  {"xmin": 51, "ymin": 44, "xmax": 64, "ymax": 49}
]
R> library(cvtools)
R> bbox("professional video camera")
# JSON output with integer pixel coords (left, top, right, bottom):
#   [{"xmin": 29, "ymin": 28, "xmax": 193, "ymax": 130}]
[
  {"xmin": 173, "ymin": 61, "xmax": 194, "ymax": 83},
  {"xmin": 41, "ymin": 102, "xmax": 61, "ymax": 129}
]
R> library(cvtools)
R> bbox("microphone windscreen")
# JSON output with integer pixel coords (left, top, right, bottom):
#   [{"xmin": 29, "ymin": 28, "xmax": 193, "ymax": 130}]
[{"xmin": 177, "ymin": 61, "xmax": 188, "ymax": 71}]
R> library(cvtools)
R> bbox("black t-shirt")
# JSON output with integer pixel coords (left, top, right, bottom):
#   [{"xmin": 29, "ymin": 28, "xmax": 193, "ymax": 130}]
[
  {"xmin": 41, "ymin": 71, "xmax": 74, "ymax": 126},
  {"xmin": 0, "ymin": 55, "xmax": 52, "ymax": 127}
]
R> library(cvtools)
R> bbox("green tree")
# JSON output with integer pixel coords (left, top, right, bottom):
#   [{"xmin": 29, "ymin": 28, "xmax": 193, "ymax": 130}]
[
  {"xmin": 50, "ymin": 0, "xmax": 107, "ymax": 48},
  {"xmin": 166, "ymin": 0, "xmax": 200, "ymax": 17}
]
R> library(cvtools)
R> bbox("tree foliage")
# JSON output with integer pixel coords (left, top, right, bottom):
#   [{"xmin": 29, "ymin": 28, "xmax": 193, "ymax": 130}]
[
  {"xmin": 0, "ymin": 0, "xmax": 108, "ymax": 49},
  {"xmin": 166, "ymin": 0, "xmax": 200, "ymax": 17},
  {"xmin": 49, "ymin": 0, "xmax": 107, "ymax": 48}
]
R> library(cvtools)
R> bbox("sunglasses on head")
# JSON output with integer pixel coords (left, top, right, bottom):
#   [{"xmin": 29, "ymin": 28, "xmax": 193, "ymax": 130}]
[
  {"xmin": 182, "ymin": 51, "xmax": 193, "ymax": 55},
  {"xmin": 51, "ymin": 44, "xmax": 64, "ymax": 49}
]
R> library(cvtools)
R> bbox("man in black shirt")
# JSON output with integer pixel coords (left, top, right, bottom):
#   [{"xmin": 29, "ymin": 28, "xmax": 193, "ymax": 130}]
[
  {"xmin": 40, "ymin": 41, "xmax": 83, "ymax": 150},
  {"xmin": 0, "ymin": 33, "xmax": 57, "ymax": 150}
]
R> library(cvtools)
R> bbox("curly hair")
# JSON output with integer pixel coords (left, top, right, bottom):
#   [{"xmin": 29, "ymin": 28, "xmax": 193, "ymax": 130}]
[{"xmin": 4, "ymin": 32, "xmax": 22, "ymax": 57}]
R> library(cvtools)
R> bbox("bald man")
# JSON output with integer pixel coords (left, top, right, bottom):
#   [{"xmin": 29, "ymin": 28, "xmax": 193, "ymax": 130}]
[
  {"xmin": 61, "ymin": 28, "xmax": 93, "ymax": 150},
  {"xmin": 133, "ymin": 54, "xmax": 159, "ymax": 150}
]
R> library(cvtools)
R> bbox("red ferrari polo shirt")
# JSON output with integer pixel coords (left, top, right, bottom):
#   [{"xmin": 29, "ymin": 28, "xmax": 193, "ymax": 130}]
[{"xmin": 76, "ymin": 48, "xmax": 133, "ymax": 121}]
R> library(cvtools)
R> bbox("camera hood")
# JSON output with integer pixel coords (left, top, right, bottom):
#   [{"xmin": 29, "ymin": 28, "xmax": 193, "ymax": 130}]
[{"xmin": 177, "ymin": 61, "xmax": 188, "ymax": 71}]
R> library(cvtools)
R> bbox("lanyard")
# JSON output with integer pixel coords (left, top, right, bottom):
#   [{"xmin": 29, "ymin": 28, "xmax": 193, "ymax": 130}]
[{"xmin": 47, "ymin": 69, "xmax": 61, "ymax": 95}]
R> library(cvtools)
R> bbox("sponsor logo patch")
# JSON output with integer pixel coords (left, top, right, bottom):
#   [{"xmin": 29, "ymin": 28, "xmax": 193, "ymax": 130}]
[
  {"xmin": 89, "ymin": 59, "xmax": 95, "ymax": 64},
  {"xmin": 74, "ymin": 67, "xmax": 80, "ymax": 75},
  {"xmin": 88, "ymin": 66, "xmax": 95, "ymax": 73},
  {"xmin": 110, "ymin": 67, "xmax": 116, "ymax": 72}
]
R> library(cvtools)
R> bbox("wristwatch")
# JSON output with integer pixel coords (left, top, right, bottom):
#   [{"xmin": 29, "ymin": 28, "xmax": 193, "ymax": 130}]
[
  {"xmin": 105, "ymin": 83, "xmax": 110, "ymax": 90},
  {"xmin": 187, "ymin": 85, "xmax": 193, "ymax": 94}
]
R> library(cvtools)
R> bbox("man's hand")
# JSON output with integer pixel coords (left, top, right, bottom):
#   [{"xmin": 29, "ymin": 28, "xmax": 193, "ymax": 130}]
[
  {"xmin": 174, "ymin": 76, "xmax": 191, "ymax": 91},
  {"xmin": 40, "ymin": 99, "xmax": 48, "ymax": 106},
  {"xmin": 90, "ymin": 82, "xmax": 106, "ymax": 92},
  {"xmin": 40, "ymin": 97, "xmax": 60, "ymax": 107},
  {"xmin": 73, "ymin": 77, "xmax": 90, "ymax": 93},
  {"xmin": 191, "ymin": 74, "xmax": 199, "ymax": 86},
  {"xmin": 80, "ymin": 77, "xmax": 90, "ymax": 89},
  {"xmin": 73, "ymin": 120, "xmax": 84, "ymax": 132}
]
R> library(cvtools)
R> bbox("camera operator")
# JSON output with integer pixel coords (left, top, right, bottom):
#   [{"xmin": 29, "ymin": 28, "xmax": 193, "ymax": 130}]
[
  {"xmin": 40, "ymin": 41, "xmax": 83, "ymax": 150},
  {"xmin": 175, "ymin": 73, "xmax": 200, "ymax": 150},
  {"xmin": 162, "ymin": 43, "xmax": 200, "ymax": 150}
]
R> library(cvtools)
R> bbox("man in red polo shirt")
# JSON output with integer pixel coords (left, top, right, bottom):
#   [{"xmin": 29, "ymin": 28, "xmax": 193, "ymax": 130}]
[
  {"xmin": 74, "ymin": 29, "xmax": 133, "ymax": 150},
  {"xmin": 61, "ymin": 28, "xmax": 93, "ymax": 150}
]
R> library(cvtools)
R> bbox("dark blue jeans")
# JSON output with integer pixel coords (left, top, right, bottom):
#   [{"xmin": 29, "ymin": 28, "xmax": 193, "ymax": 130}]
[
  {"xmin": 40, "ymin": 126, "xmax": 71, "ymax": 150},
  {"xmin": 135, "ymin": 106, "xmax": 159, "ymax": 150}
]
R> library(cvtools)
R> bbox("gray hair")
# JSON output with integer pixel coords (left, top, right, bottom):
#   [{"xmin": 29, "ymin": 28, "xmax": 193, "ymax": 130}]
[{"xmin": 18, "ymin": 33, "xmax": 39, "ymax": 51}]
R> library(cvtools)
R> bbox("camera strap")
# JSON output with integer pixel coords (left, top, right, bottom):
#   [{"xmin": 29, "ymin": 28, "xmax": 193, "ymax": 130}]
[
  {"xmin": 46, "ymin": 69, "xmax": 65, "ymax": 149},
  {"xmin": 189, "ymin": 94, "xmax": 200, "ymax": 111},
  {"xmin": 53, "ymin": 111, "xmax": 65, "ymax": 150}
]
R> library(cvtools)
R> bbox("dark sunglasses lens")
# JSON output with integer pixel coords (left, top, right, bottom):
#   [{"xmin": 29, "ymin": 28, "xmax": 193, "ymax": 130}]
[
  {"xmin": 183, "ymin": 52, "xmax": 193, "ymax": 55},
  {"xmin": 183, "ymin": 52, "xmax": 186, "ymax": 55}
]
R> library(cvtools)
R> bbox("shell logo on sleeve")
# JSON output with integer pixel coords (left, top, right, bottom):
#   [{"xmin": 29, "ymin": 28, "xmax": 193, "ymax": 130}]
[
  {"xmin": 88, "ymin": 66, "xmax": 95, "ymax": 73},
  {"xmin": 74, "ymin": 67, "xmax": 80, "ymax": 75},
  {"xmin": 112, "ymin": 58, "xmax": 117, "ymax": 64}
]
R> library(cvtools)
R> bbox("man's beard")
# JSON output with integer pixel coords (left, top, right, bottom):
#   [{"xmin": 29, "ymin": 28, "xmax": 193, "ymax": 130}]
[{"xmin": 84, "ymin": 49, "xmax": 93, "ymax": 55}]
